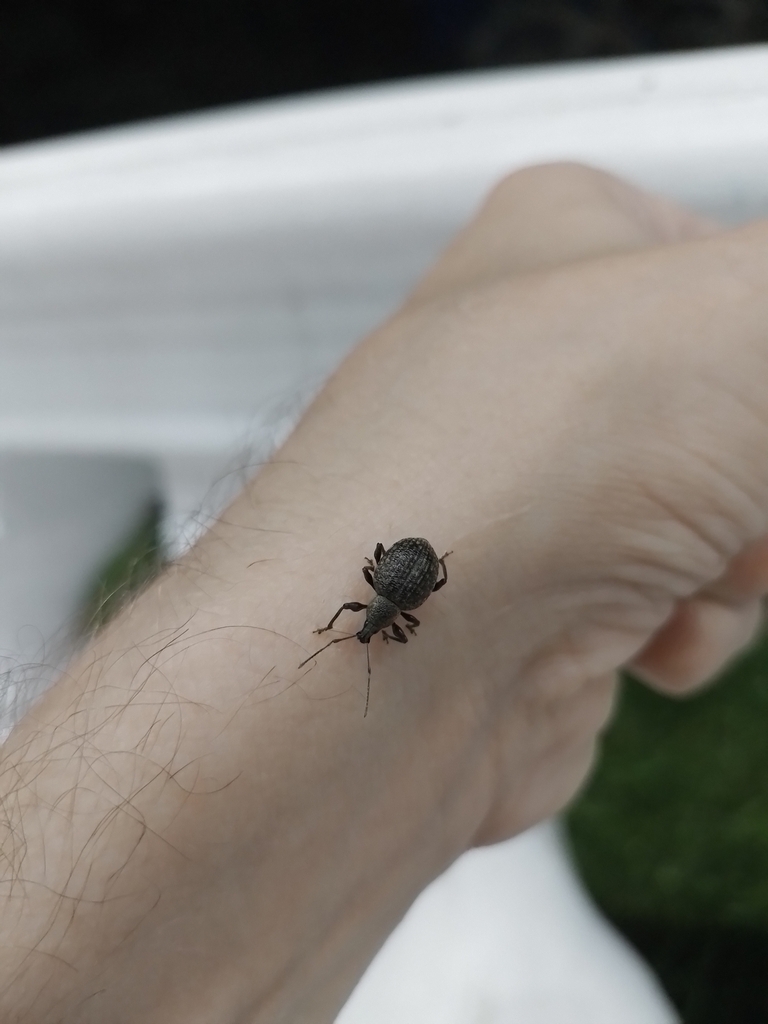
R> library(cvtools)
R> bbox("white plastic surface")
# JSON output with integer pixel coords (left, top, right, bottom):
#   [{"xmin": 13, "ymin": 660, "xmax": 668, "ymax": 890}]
[
  {"xmin": 2, "ymin": 42, "xmax": 764, "ymax": 1022},
  {"xmin": 337, "ymin": 823, "xmax": 676, "ymax": 1024}
]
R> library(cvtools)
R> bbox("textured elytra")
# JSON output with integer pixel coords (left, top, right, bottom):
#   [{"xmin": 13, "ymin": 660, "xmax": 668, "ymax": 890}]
[{"xmin": 373, "ymin": 537, "xmax": 439, "ymax": 611}]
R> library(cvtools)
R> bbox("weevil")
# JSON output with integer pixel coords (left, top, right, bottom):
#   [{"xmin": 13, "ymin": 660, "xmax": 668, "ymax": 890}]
[{"xmin": 298, "ymin": 537, "xmax": 451, "ymax": 717}]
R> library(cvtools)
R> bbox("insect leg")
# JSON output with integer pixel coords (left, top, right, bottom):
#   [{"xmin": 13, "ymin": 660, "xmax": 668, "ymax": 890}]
[
  {"xmin": 362, "ymin": 565, "xmax": 376, "ymax": 589},
  {"xmin": 401, "ymin": 612, "xmax": 419, "ymax": 634},
  {"xmin": 432, "ymin": 550, "xmax": 453, "ymax": 592},
  {"xmin": 382, "ymin": 622, "xmax": 408, "ymax": 644},
  {"xmin": 314, "ymin": 602, "xmax": 367, "ymax": 635},
  {"xmin": 374, "ymin": 542, "xmax": 386, "ymax": 563}
]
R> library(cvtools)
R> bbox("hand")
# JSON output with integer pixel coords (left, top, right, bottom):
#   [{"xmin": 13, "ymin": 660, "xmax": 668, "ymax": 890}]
[{"xmin": 273, "ymin": 161, "xmax": 765, "ymax": 844}]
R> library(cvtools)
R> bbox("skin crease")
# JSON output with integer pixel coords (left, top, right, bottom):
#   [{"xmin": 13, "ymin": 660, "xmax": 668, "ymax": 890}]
[{"xmin": 2, "ymin": 162, "xmax": 768, "ymax": 1022}]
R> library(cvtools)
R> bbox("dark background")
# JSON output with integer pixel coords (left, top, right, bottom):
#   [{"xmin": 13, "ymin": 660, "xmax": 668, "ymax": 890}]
[{"xmin": 2, "ymin": 0, "xmax": 768, "ymax": 148}]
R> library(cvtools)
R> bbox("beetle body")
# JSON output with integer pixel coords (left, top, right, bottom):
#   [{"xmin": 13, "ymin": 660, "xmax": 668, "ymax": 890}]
[
  {"xmin": 297, "ymin": 537, "xmax": 450, "ymax": 715},
  {"xmin": 373, "ymin": 537, "xmax": 441, "ymax": 611}
]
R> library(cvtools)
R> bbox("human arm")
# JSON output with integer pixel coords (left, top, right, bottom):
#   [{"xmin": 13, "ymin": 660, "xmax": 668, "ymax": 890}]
[{"xmin": 2, "ymin": 163, "xmax": 768, "ymax": 1023}]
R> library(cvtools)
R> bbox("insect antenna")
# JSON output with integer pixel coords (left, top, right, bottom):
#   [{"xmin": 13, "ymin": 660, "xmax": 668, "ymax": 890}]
[
  {"xmin": 297, "ymin": 633, "xmax": 357, "ymax": 669},
  {"xmin": 363, "ymin": 643, "xmax": 371, "ymax": 718}
]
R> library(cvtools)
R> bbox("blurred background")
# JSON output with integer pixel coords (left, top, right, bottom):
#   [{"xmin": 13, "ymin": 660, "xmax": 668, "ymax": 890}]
[
  {"xmin": 2, "ymin": 0, "xmax": 768, "ymax": 147},
  {"xmin": 3, "ymin": 3, "xmax": 768, "ymax": 1022}
]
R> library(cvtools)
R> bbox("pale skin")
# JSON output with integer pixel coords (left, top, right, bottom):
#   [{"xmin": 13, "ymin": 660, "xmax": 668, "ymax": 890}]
[{"xmin": 2, "ymin": 162, "xmax": 768, "ymax": 1022}]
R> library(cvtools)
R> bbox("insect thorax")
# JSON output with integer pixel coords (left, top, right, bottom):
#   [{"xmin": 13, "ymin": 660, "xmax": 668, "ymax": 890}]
[{"xmin": 359, "ymin": 594, "xmax": 399, "ymax": 641}]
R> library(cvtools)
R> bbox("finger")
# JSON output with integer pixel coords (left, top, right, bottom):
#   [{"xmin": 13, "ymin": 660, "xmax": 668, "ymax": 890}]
[
  {"xmin": 631, "ymin": 536, "xmax": 768, "ymax": 695},
  {"xmin": 408, "ymin": 162, "xmax": 719, "ymax": 304},
  {"xmin": 628, "ymin": 595, "xmax": 763, "ymax": 695},
  {"xmin": 703, "ymin": 534, "xmax": 768, "ymax": 604}
]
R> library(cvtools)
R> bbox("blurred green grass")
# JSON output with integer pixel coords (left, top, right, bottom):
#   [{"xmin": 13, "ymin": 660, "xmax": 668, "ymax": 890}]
[
  {"xmin": 567, "ymin": 629, "xmax": 768, "ymax": 1022},
  {"xmin": 78, "ymin": 500, "xmax": 165, "ymax": 636}
]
